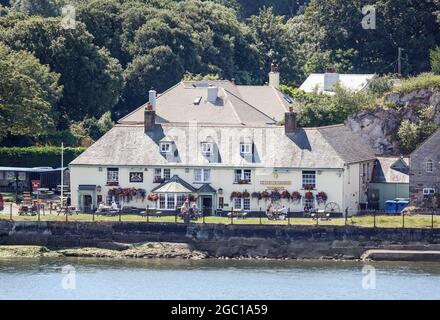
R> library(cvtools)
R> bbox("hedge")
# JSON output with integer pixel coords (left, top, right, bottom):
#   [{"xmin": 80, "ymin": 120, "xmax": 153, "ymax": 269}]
[{"xmin": 0, "ymin": 147, "xmax": 86, "ymax": 168}]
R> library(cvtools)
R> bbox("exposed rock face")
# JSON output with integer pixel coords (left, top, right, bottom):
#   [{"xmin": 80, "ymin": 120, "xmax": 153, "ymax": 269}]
[{"xmin": 346, "ymin": 88, "xmax": 440, "ymax": 155}]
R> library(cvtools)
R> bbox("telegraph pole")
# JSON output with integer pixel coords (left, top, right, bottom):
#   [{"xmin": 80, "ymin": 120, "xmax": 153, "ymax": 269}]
[
  {"xmin": 397, "ymin": 47, "xmax": 402, "ymax": 77},
  {"xmin": 61, "ymin": 142, "xmax": 64, "ymax": 208}
]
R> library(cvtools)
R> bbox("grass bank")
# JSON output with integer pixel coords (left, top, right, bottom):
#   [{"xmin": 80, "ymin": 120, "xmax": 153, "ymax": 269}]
[{"xmin": 1, "ymin": 213, "xmax": 439, "ymax": 229}]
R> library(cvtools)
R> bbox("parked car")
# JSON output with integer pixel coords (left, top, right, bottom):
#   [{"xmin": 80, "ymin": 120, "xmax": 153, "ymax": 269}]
[{"xmin": 0, "ymin": 194, "xmax": 4, "ymax": 211}]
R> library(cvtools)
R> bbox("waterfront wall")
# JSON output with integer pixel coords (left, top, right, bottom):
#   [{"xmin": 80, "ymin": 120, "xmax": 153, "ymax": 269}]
[{"xmin": 1, "ymin": 221, "xmax": 440, "ymax": 259}]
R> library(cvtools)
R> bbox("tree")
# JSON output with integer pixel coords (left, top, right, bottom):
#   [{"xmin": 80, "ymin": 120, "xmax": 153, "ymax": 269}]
[
  {"xmin": 431, "ymin": 47, "xmax": 440, "ymax": 75},
  {"xmin": 10, "ymin": 0, "xmax": 62, "ymax": 17},
  {"xmin": 291, "ymin": 0, "xmax": 440, "ymax": 76},
  {"xmin": 121, "ymin": 46, "xmax": 184, "ymax": 115},
  {"xmin": 76, "ymin": 0, "xmax": 126, "ymax": 64},
  {"xmin": 0, "ymin": 43, "xmax": 62, "ymax": 142},
  {"xmin": 0, "ymin": 16, "xmax": 124, "ymax": 125},
  {"xmin": 248, "ymin": 7, "xmax": 302, "ymax": 84}
]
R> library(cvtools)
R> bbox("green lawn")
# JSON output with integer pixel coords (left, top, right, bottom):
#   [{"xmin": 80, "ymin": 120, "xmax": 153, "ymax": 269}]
[{"xmin": 0, "ymin": 213, "xmax": 439, "ymax": 228}]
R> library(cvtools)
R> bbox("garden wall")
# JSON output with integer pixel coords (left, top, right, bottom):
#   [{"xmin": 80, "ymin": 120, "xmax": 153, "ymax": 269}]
[{"xmin": 1, "ymin": 221, "xmax": 440, "ymax": 259}]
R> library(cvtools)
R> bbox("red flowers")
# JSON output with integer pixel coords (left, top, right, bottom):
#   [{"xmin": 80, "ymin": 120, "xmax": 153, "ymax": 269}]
[
  {"xmin": 291, "ymin": 191, "xmax": 302, "ymax": 201},
  {"xmin": 316, "ymin": 191, "xmax": 328, "ymax": 202},
  {"xmin": 304, "ymin": 191, "xmax": 314, "ymax": 200}
]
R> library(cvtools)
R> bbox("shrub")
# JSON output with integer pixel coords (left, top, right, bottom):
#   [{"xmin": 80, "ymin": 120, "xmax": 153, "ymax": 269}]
[
  {"xmin": 367, "ymin": 75, "xmax": 394, "ymax": 96},
  {"xmin": 0, "ymin": 146, "xmax": 86, "ymax": 167},
  {"xmin": 430, "ymin": 47, "xmax": 440, "ymax": 75},
  {"xmin": 397, "ymin": 73, "xmax": 440, "ymax": 94}
]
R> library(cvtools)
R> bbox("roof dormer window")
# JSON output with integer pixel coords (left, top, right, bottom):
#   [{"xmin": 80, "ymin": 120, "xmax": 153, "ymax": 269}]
[
  {"xmin": 201, "ymin": 142, "xmax": 213, "ymax": 155},
  {"xmin": 240, "ymin": 143, "xmax": 252, "ymax": 155},
  {"xmin": 160, "ymin": 142, "xmax": 172, "ymax": 153}
]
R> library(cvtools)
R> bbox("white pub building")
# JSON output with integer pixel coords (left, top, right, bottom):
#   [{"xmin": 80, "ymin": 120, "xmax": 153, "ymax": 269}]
[{"xmin": 70, "ymin": 67, "xmax": 376, "ymax": 215}]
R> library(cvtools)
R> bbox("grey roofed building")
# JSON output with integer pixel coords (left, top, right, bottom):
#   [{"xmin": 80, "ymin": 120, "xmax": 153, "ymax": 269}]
[
  {"xmin": 118, "ymin": 80, "xmax": 292, "ymax": 125},
  {"xmin": 299, "ymin": 73, "xmax": 375, "ymax": 94},
  {"xmin": 70, "ymin": 123, "xmax": 376, "ymax": 169},
  {"xmin": 372, "ymin": 157, "xmax": 410, "ymax": 184}
]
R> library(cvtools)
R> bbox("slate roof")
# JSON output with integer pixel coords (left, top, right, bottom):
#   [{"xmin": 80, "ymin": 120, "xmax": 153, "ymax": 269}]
[
  {"xmin": 118, "ymin": 80, "xmax": 292, "ymax": 125},
  {"xmin": 70, "ymin": 123, "xmax": 376, "ymax": 168},
  {"xmin": 197, "ymin": 184, "xmax": 217, "ymax": 193},
  {"xmin": 372, "ymin": 157, "xmax": 410, "ymax": 184},
  {"xmin": 299, "ymin": 74, "xmax": 375, "ymax": 94},
  {"xmin": 151, "ymin": 175, "xmax": 197, "ymax": 193}
]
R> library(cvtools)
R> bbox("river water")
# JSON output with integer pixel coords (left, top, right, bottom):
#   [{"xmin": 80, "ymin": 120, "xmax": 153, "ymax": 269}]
[{"xmin": 0, "ymin": 258, "xmax": 439, "ymax": 300}]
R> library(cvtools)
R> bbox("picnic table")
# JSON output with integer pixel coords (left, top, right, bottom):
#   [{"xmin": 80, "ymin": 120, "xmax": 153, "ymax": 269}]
[
  {"xmin": 311, "ymin": 209, "xmax": 331, "ymax": 221},
  {"xmin": 57, "ymin": 206, "xmax": 80, "ymax": 216},
  {"xmin": 227, "ymin": 211, "xmax": 248, "ymax": 219}
]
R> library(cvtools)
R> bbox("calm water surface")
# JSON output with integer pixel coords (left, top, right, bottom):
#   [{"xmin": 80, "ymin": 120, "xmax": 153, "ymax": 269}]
[{"xmin": 0, "ymin": 258, "xmax": 439, "ymax": 300}]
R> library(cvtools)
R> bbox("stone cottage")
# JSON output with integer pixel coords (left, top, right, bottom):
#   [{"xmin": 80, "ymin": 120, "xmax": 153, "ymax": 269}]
[{"xmin": 409, "ymin": 129, "xmax": 440, "ymax": 208}]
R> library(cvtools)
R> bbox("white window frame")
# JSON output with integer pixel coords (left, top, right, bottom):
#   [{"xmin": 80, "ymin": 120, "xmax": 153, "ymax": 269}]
[
  {"xmin": 303, "ymin": 198, "xmax": 315, "ymax": 210},
  {"xmin": 194, "ymin": 168, "xmax": 210, "ymax": 183},
  {"xmin": 240, "ymin": 143, "xmax": 252, "ymax": 154},
  {"xmin": 106, "ymin": 168, "xmax": 119, "ymax": 183},
  {"xmin": 201, "ymin": 142, "xmax": 213, "ymax": 155},
  {"xmin": 233, "ymin": 198, "xmax": 251, "ymax": 211},
  {"xmin": 302, "ymin": 170, "xmax": 316, "ymax": 189},
  {"xmin": 234, "ymin": 169, "xmax": 251, "ymax": 183},
  {"xmin": 154, "ymin": 168, "xmax": 171, "ymax": 182},
  {"xmin": 426, "ymin": 160, "xmax": 434, "ymax": 173},
  {"xmin": 423, "ymin": 188, "xmax": 435, "ymax": 195},
  {"xmin": 158, "ymin": 193, "xmax": 184, "ymax": 210},
  {"xmin": 160, "ymin": 142, "xmax": 172, "ymax": 153}
]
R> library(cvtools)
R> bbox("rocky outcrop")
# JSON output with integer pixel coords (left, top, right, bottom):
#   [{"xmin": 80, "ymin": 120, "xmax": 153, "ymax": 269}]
[{"xmin": 346, "ymin": 88, "xmax": 440, "ymax": 155}]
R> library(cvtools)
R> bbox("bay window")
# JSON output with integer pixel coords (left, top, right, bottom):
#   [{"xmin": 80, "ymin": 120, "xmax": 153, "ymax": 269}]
[{"xmin": 158, "ymin": 194, "xmax": 187, "ymax": 210}]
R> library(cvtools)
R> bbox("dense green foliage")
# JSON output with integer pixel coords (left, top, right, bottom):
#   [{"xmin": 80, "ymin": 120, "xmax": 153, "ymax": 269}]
[
  {"xmin": 0, "ymin": 146, "xmax": 85, "ymax": 167},
  {"xmin": 0, "ymin": 0, "xmax": 440, "ymax": 153}
]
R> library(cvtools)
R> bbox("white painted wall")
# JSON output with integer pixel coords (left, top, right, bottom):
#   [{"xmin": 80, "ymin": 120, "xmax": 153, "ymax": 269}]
[{"xmin": 70, "ymin": 164, "xmax": 358, "ymax": 214}]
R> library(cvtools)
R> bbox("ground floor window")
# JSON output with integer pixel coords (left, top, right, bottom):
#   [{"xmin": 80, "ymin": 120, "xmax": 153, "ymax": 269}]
[
  {"xmin": 106, "ymin": 195, "xmax": 120, "ymax": 206},
  {"xmin": 158, "ymin": 193, "xmax": 185, "ymax": 210},
  {"xmin": 233, "ymin": 197, "xmax": 251, "ymax": 211}
]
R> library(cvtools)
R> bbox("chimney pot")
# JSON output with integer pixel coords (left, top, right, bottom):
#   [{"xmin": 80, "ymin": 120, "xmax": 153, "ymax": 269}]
[
  {"xmin": 285, "ymin": 111, "xmax": 297, "ymax": 134},
  {"xmin": 269, "ymin": 63, "xmax": 280, "ymax": 88},
  {"xmin": 149, "ymin": 90, "xmax": 157, "ymax": 110}
]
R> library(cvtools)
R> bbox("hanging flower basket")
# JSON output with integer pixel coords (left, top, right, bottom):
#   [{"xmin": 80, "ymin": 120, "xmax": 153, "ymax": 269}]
[
  {"xmin": 147, "ymin": 193, "xmax": 159, "ymax": 202},
  {"xmin": 304, "ymin": 191, "xmax": 314, "ymax": 200},
  {"xmin": 291, "ymin": 191, "xmax": 302, "ymax": 202},
  {"xmin": 261, "ymin": 191, "xmax": 270, "ymax": 201},
  {"xmin": 230, "ymin": 191, "xmax": 242, "ymax": 199},
  {"xmin": 185, "ymin": 194, "xmax": 197, "ymax": 202},
  {"xmin": 242, "ymin": 190, "xmax": 250, "ymax": 198},
  {"xmin": 271, "ymin": 190, "xmax": 281, "ymax": 201},
  {"xmin": 251, "ymin": 192, "xmax": 262, "ymax": 200},
  {"xmin": 281, "ymin": 190, "xmax": 291, "ymax": 200},
  {"xmin": 316, "ymin": 191, "xmax": 328, "ymax": 203}
]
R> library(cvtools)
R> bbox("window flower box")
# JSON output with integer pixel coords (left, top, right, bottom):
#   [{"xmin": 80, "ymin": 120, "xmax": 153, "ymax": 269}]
[{"xmin": 106, "ymin": 181, "xmax": 119, "ymax": 186}]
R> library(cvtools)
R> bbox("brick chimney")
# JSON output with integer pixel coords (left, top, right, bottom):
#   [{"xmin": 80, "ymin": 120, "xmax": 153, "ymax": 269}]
[
  {"xmin": 285, "ymin": 107, "xmax": 297, "ymax": 134},
  {"xmin": 144, "ymin": 103, "xmax": 155, "ymax": 133}
]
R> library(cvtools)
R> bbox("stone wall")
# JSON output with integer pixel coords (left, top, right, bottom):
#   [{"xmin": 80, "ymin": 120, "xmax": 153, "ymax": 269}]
[
  {"xmin": 409, "ymin": 129, "xmax": 440, "ymax": 207},
  {"xmin": 1, "ymin": 221, "xmax": 440, "ymax": 259}
]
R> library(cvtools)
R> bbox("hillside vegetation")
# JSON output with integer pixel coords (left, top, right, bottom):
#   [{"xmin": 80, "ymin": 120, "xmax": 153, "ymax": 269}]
[{"xmin": 0, "ymin": 0, "xmax": 439, "ymax": 154}]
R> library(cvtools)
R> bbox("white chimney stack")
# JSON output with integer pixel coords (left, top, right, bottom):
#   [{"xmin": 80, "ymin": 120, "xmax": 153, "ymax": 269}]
[
  {"xmin": 269, "ymin": 63, "xmax": 280, "ymax": 88},
  {"xmin": 149, "ymin": 90, "xmax": 157, "ymax": 110},
  {"xmin": 323, "ymin": 67, "xmax": 339, "ymax": 92},
  {"xmin": 207, "ymin": 86, "xmax": 218, "ymax": 103}
]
